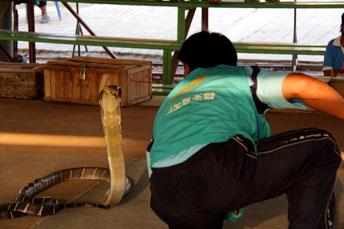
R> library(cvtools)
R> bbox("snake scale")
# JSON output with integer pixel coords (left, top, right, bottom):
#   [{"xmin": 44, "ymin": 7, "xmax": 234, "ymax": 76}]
[{"xmin": 0, "ymin": 85, "xmax": 132, "ymax": 219}]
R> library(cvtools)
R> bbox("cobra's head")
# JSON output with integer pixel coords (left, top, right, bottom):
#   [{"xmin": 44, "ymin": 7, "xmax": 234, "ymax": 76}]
[{"xmin": 101, "ymin": 85, "xmax": 121, "ymax": 99}]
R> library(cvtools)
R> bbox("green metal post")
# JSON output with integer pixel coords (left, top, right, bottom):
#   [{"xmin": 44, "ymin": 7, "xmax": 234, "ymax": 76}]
[
  {"xmin": 171, "ymin": 8, "xmax": 196, "ymax": 83},
  {"xmin": 161, "ymin": 6, "xmax": 185, "ymax": 86},
  {"xmin": 163, "ymin": 50, "xmax": 172, "ymax": 85},
  {"xmin": 177, "ymin": 6, "xmax": 186, "ymax": 45}
]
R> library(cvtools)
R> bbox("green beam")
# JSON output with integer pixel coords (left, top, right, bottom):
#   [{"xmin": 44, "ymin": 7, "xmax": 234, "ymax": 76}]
[
  {"xmin": 152, "ymin": 83, "xmax": 174, "ymax": 96},
  {"xmin": 0, "ymin": 29, "xmax": 179, "ymax": 50},
  {"xmin": 0, "ymin": 30, "xmax": 326, "ymax": 55},
  {"xmin": 234, "ymin": 43, "xmax": 325, "ymax": 55},
  {"xmin": 233, "ymin": 42, "xmax": 325, "ymax": 48},
  {"xmin": 234, "ymin": 48, "xmax": 324, "ymax": 56}
]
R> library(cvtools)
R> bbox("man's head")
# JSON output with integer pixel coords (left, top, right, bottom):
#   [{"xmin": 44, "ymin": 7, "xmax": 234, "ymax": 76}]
[{"xmin": 178, "ymin": 31, "xmax": 237, "ymax": 75}]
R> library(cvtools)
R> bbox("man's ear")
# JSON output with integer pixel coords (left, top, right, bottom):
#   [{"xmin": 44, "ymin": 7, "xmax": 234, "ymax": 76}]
[{"xmin": 184, "ymin": 64, "xmax": 191, "ymax": 76}]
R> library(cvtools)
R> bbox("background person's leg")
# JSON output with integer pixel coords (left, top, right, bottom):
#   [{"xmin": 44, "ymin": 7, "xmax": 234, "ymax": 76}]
[
  {"xmin": 252, "ymin": 128, "xmax": 341, "ymax": 229},
  {"xmin": 37, "ymin": 0, "xmax": 48, "ymax": 23}
]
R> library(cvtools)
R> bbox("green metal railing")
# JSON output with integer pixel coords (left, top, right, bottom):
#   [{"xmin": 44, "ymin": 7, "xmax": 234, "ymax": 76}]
[{"xmin": 0, "ymin": 1, "xmax": 339, "ymax": 90}]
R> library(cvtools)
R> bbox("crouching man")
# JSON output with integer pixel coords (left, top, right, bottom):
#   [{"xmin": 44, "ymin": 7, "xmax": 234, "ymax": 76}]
[{"xmin": 147, "ymin": 31, "xmax": 343, "ymax": 229}]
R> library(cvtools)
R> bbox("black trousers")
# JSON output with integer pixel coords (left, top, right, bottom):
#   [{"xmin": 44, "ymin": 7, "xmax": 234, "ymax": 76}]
[{"xmin": 150, "ymin": 128, "xmax": 342, "ymax": 229}]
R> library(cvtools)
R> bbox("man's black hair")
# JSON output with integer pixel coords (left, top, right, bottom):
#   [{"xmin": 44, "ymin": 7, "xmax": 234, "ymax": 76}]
[{"xmin": 178, "ymin": 31, "xmax": 238, "ymax": 71}]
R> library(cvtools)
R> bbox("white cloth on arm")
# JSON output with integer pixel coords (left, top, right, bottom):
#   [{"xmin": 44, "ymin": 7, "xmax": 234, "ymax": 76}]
[{"xmin": 256, "ymin": 70, "xmax": 308, "ymax": 110}]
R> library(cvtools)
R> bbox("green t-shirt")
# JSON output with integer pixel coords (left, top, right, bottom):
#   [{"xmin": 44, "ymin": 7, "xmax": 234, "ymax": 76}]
[{"xmin": 148, "ymin": 65, "xmax": 307, "ymax": 173}]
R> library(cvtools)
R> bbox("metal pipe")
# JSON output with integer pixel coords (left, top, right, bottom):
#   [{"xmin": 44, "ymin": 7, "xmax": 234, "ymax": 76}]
[
  {"xmin": 61, "ymin": 2, "xmax": 116, "ymax": 59},
  {"xmin": 72, "ymin": 2, "xmax": 88, "ymax": 57},
  {"xmin": 292, "ymin": 0, "xmax": 298, "ymax": 72}
]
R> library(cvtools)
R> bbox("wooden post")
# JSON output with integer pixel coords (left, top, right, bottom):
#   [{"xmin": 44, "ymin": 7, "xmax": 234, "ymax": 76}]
[
  {"xmin": 13, "ymin": 5, "xmax": 19, "ymax": 60},
  {"xmin": 292, "ymin": 0, "xmax": 298, "ymax": 72},
  {"xmin": 202, "ymin": 8, "xmax": 209, "ymax": 31},
  {"xmin": 0, "ymin": 1, "xmax": 13, "ymax": 61},
  {"xmin": 27, "ymin": 0, "xmax": 36, "ymax": 63}
]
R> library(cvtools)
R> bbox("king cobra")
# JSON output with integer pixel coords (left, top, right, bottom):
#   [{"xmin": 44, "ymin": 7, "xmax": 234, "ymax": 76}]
[{"xmin": 0, "ymin": 85, "xmax": 132, "ymax": 219}]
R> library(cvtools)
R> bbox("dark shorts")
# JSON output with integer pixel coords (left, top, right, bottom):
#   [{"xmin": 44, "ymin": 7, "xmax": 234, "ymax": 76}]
[
  {"xmin": 150, "ymin": 128, "xmax": 341, "ymax": 229},
  {"xmin": 15, "ymin": 0, "xmax": 47, "ymax": 7}
]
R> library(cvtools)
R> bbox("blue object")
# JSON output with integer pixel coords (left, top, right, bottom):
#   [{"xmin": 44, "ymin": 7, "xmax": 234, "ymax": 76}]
[{"xmin": 55, "ymin": 0, "xmax": 62, "ymax": 20}]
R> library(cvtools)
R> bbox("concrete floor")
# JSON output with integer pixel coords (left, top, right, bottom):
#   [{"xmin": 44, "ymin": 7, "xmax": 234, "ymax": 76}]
[{"xmin": 0, "ymin": 97, "xmax": 343, "ymax": 229}]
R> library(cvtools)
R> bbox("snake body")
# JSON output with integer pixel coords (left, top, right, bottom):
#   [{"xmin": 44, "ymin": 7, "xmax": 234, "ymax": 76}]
[
  {"xmin": 0, "ymin": 85, "xmax": 131, "ymax": 219},
  {"xmin": 100, "ymin": 86, "xmax": 126, "ymax": 206}
]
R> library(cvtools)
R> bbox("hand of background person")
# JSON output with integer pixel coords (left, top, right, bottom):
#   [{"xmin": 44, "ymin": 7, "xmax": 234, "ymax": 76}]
[{"xmin": 323, "ymin": 69, "xmax": 338, "ymax": 78}]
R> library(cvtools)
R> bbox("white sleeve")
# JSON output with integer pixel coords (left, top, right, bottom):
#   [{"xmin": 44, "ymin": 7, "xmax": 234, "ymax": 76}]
[{"xmin": 256, "ymin": 70, "xmax": 308, "ymax": 110}]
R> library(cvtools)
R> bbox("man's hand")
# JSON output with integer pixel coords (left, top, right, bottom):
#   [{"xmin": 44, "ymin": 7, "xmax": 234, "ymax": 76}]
[
  {"xmin": 326, "ymin": 68, "xmax": 344, "ymax": 78},
  {"xmin": 323, "ymin": 69, "xmax": 336, "ymax": 77}
]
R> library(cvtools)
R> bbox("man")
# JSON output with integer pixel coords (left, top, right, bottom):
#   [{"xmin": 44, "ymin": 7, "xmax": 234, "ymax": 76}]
[
  {"xmin": 147, "ymin": 31, "xmax": 343, "ymax": 229},
  {"xmin": 323, "ymin": 12, "xmax": 344, "ymax": 77}
]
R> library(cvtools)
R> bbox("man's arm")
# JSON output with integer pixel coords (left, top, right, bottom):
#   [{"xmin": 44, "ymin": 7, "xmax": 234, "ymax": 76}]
[{"xmin": 283, "ymin": 73, "xmax": 344, "ymax": 120}]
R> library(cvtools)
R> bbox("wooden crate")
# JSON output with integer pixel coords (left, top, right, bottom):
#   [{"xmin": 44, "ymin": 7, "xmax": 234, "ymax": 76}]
[
  {"xmin": 0, "ymin": 63, "xmax": 44, "ymax": 99},
  {"xmin": 43, "ymin": 57, "xmax": 152, "ymax": 106}
]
